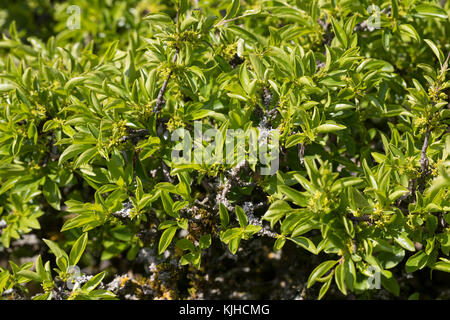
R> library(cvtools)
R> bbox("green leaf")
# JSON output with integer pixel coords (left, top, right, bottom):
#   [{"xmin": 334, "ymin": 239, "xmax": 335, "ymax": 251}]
[
  {"xmin": 395, "ymin": 233, "xmax": 416, "ymax": 252},
  {"xmin": 381, "ymin": 270, "xmax": 400, "ymax": 296},
  {"xmin": 228, "ymin": 236, "xmax": 241, "ymax": 254},
  {"xmin": 289, "ymin": 236, "xmax": 317, "ymax": 254},
  {"xmin": 405, "ymin": 251, "xmax": 428, "ymax": 273},
  {"xmin": 424, "ymin": 39, "xmax": 445, "ymax": 65},
  {"xmin": 17, "ymin": 270, "xmax": 41, "ymax": 282},
  {"xmin": 144, "ymin": 13, "xmax": 173, "ymax": 24},
  {"xmin": 158, "ymin": 226, "xmax": 177, "ymax": 255},
  {"xmin": 425, "ymin": 215, "xmax": 438, "ymax": 234},
  {"xmin": 315, "ymin": 123, "xmax": 347, "ymax": 133},
  {"xmin": 73, "ymin": 147, "xmax": 98, "ymax": 168},
  {"xmin": 343, "ymin": 258, "xmax": 356, "ymax": 290},
  {"xmin": 61, "ymin": 213, "xmax": 99, "ymax": 232},
  {"xmin": 0, "ymin": 83, "xmax": 16, "ymax": 92},
  {"xmin": 58, "ymin": 144, "xmax": 91, "ymax": 165},
  {"xmin": 399, "ymin": 24, "xmax": 420, "ymax": 42},
  {"xmin": 279, "ymin": 185, "xmax": 308, "ymax": 207},
  {"xmin": 285, "ymin": 134, "xmax": 303, "ymax": 149},
  {"xmin": 362, "ymin": 158, "xmax": 378, "ymax": 190},
  {"xmin": 176, "ymin": 238, "xmax": 195, "ymax": 251},
  {"xmin": 199, "ymin": 234, "xmax": 212, "ymax": 250},
  {"xmin": 0, "ymin": 271, "xmax": 9, "ymax": 293},
  {"xmin": 69, "ymin": 233, "xmax": 88, "ymax": 266},
  {"xmin": 82, "ymin": 271, "xmax": 106, "ymax": 291},
  {"xmin": 318, "ymin": 277, "xmax": 332, "ymax": 300},
  {"xmin": 219, "ymin": 203, "xmax": 230, "ymax": 228},
  {"xmin": 224, "ymin": 0, "xmax": 240, "ymax": 20},
  {"xmin": 433, "ymin": 260, "xmax": 450, "ymax": 273},
  {"xmin": 65, "ymin": 76, "xmax": 90, "ymax": 91},
  {"xmin": 158, "ymin": 220, "xmax": 177, "ymax": 230},
  {"xmin": 43, "ymin": 239, "xmax": 68, "ymax": 261},
  {"xmin": 330, "ymin": 17, "xmax": 348, "ymax": 48},
  {"xmin": 239, "ymin": 62, "xmax": 250, "ymax": 94},
  {"xmin": 35, "ymin": 255, "xmax": 46, "ymax": 280},
  {"xmin": 273, "ymin": 237, "xmax": 286, "ymax": 251},
  {"xmin": 243, "ymin": 224, "xmax": 262, "ymax": 236},
  {"xmin": 415, "ymin": 4, "xmax": 448, "ymax": 19},
  {"xmin": 334, "ymin": 264, "xmax": 347, "ymax": 295},
  {"xmin": 220, "ymin": 228, "xmax": 243, "ymax": 243},
  {"xmin": 307, "ymin": 260, "xmax": 338, "ymax": 288},
  {"xmin": 331, "ymin": 177, "xmax": 363, "ymax": 192},
  {"xmin": 161, "ymin": 191, "xmax": 178, "ymax": 218},
  {"xmin": 177, "ymin": 218, "xmax": 188, "ymax": 230},
  {"xmin": 262, "ymin": 200, "xmax": 292, "ymax": 228},
  {"xmin": 382, "ymin": 29, "xmax": 391, "ymax": 51},
  {"xmin": 391, "ymin": 0, "xmax": 399, "ymax": 18},
  {"xmin": 43, "ymin": 179, "xmax": 61, "ymax": 210},
  {"xmin": 235, "ymin": 205, "xmax": 248, "ymax": 228},
  {"xmin": 248, "ymin": 54, "xmax": 265, "ymax": 80},
  {"xmin": 172, "ymin": 201, "xmax": 189, "ymax": 213}
]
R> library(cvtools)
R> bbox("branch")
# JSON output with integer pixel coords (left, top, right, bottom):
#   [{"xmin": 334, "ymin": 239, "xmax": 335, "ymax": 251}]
[
  {"xmin": 259, "ymin": 87, "xmax": 277, "ymax": 128},
  {"xmin": 215, "ymin": 160, "xmax": 248, "ymax": 211},
  {"xmin": 396, "ymin": 178, "xmax": 417, "ymax": 207},
  {"xmin": 347, "ymin": 213, "xmax": 372, "ymax": 223},
  {"xmin": 153, "ymin": 48, "xmax": 179, "ymax": 114},
  {"xmin": 119, "ymin": 128, "xmax": 150, "ymax": 143},
  {"xmin": 298, "ymin": 142, "xmax": 305, "ymax": 164},
  {"xmin": 419, "ymin": 124, "xmax": 431, "ymax": 193},
  {"xmin": 318, "ymin": 15, "xmax": 332, "ymax": 46},
  {"xmin": 417, "ymin": 53, "xmax": 448, "ymax": 193}
]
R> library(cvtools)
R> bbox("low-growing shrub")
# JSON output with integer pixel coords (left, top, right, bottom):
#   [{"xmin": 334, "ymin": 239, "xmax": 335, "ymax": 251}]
[{"xmin": 0, "ymin": 0, "xmax": 449, "ymax": 300}]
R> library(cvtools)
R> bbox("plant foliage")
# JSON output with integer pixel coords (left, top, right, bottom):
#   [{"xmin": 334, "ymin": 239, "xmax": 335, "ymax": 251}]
[{"xmin": 0, "ymin": 0, "xmax": 449, "ymax": 300}]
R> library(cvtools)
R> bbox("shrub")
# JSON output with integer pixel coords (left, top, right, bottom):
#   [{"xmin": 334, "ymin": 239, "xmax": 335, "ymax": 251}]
[{"xmin": 0, "ymin": 0, "xmax": 449, "ymax": 300}]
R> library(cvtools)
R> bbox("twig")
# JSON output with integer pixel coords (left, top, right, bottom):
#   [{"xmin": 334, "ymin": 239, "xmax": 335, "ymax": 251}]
[
  {"xmin": 259, "ymin": 88, "xmax": 277, "ymax": 128},
  {"xmin": 153, "ymin": 48, "xmax": 179, "ymax": 114},
  {"xmin": 119, "ymin": 128, "xmax": 150, "ymax": 143},
  {"xmin": 261, "ymin": 86, "xmax": 272, "ymax": 109},
  {"xmin": 416, "ymin": 53, "xmax": 448, "ymax": 193},
  {"xmin": 318, "ymin": 15, "xmax": 332, "ymax": 46},
  {"xmin": 396, "ymin": 178, "xmax": 417, "ymax": 207},
  {"xmin": 42, "ymin": 132, "xmax": 57, "ymax": 167},
  {"xmin": 419, "ymin": 123, "xmax": 431, "ymax": 193},
  {"xmin": 161, "ymin": 161, "xmax": 175, "ymax": 184},
  {"xmin": 215, "ymin": 160, "xmax": 247, "ymax": 211},
  {"xmin": 298, "ymin": 142, "xmax": 305, "ymax": 164},
  {"xmin": 347, "ymin": 213, "xmax": 372, "ymax": 223}
]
